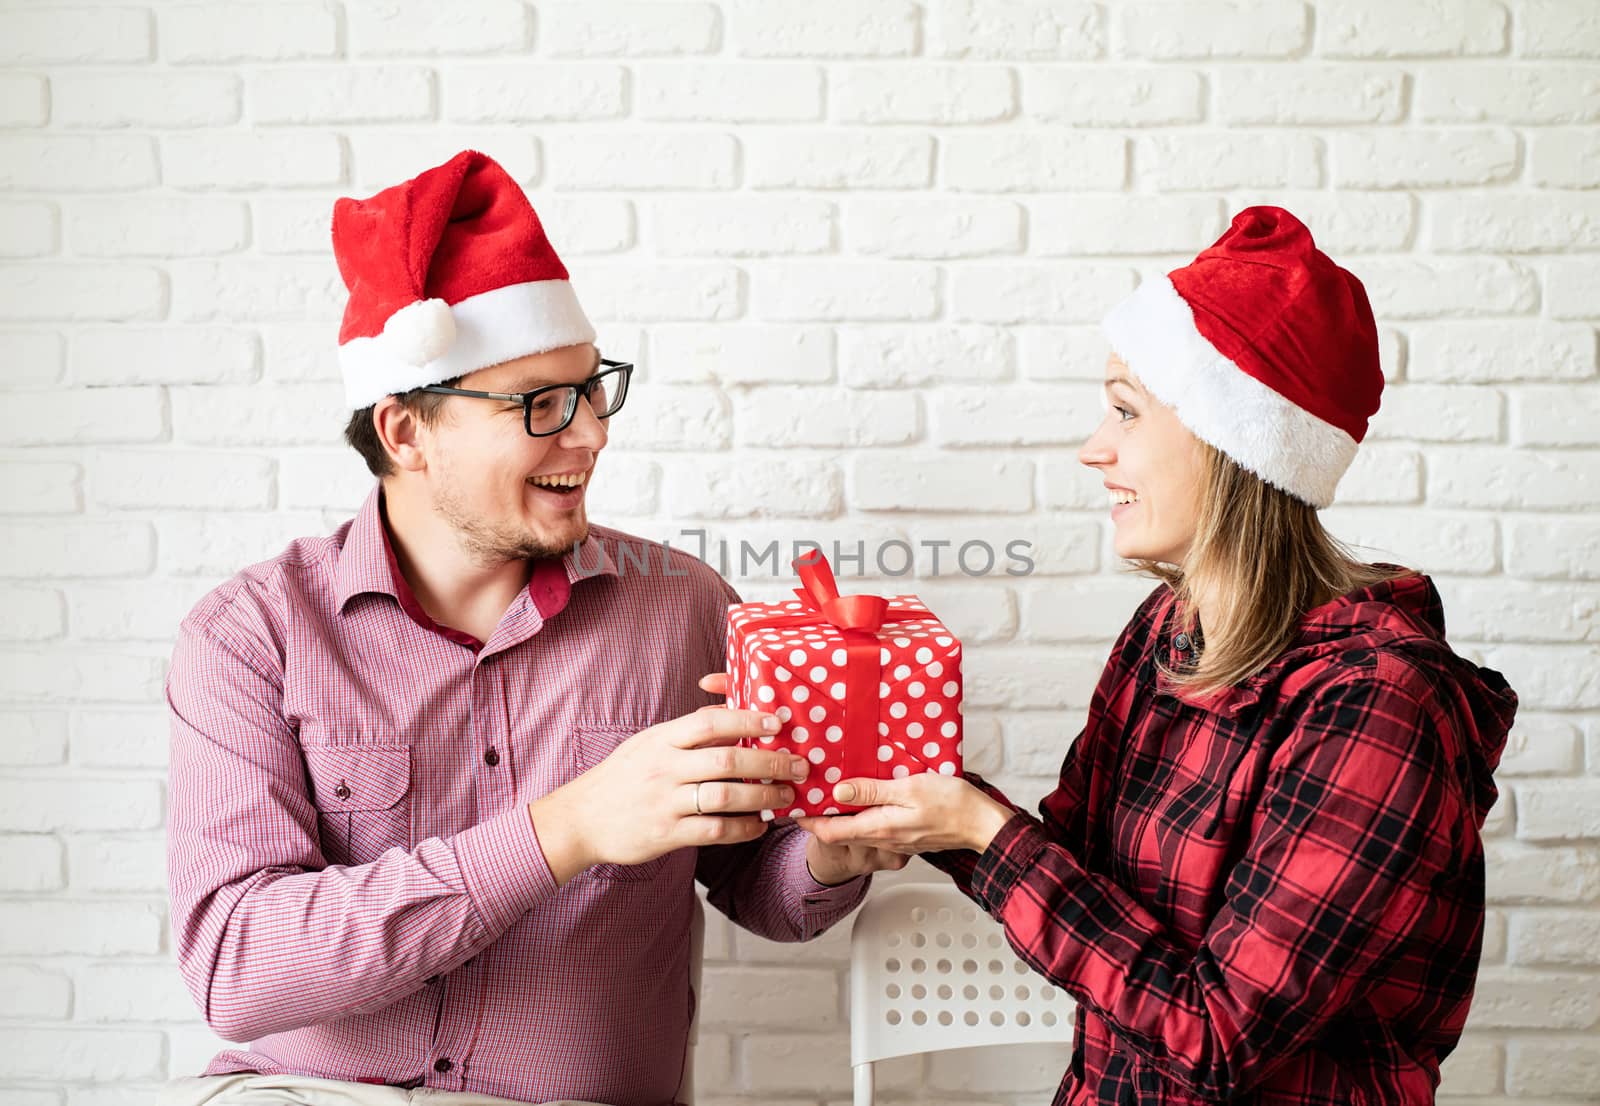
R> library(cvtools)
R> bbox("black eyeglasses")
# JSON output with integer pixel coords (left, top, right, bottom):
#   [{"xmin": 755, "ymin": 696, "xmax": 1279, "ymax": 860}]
[{"xmin": 419, "ymin": 359, "xmax": 633, "ymax": 438}]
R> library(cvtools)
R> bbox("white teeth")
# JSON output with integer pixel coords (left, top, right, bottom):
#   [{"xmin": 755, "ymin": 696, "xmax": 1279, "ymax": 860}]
[
  {"xmin": 531, "ymin": 471, "xmax": 587, "ymax": 489},
  {"xmin": 1108, "ymin": 490, "xmax": 1139, "ymax": 506}
]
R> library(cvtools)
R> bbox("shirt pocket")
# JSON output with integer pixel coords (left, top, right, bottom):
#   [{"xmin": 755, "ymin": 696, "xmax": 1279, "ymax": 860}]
[
  {"xmin": 571, "ymin": 723, "xmax": 674, "ymax": 884},
  {"xmin": 303, "ymin": 744, "xmax": 413, "ymax": 867}
]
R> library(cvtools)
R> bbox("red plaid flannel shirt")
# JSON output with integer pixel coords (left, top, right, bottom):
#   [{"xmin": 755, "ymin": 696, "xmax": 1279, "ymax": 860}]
[{"xmin": 928, "ymin": 573, "xmax": 1515, "ymax": 1105}]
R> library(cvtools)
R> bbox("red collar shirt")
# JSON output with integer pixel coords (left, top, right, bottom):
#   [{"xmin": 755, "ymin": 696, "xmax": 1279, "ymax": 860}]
[{"xmin": 166, "ymin": 488, "xmax": 867, "ymax": 1105}]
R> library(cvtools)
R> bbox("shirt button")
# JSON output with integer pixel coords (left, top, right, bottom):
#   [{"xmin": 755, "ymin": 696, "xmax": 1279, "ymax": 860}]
[
  {"xmin": 334, "ymin": 781, "xmax": 351, "ymax": 800},
  {"xmin": 483, "ymin": 748, "xmax": 500, "ymax": 767},
  {"xmin": 434, "ymin": 1058, "xmax": 453, "ymax": 1074},
  {"xmin": 1174, "ymin": 632, "xmax": 1192, "ymax": 652}
]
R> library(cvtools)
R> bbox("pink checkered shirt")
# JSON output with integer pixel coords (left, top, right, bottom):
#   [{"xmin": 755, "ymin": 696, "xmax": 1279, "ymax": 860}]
[{"xmin": 166, "ymin": 487, "xmax": 867, "ymax": 1105}]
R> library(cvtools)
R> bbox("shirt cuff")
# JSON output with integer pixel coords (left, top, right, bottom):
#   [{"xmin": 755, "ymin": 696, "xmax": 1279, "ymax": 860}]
[
  {"xmin": 970, "ymin": 812, "xmax": 1051, "ymax": 916},
  {"xmin": 452, "ymin": 801, "xmax": 558, "ymax": 936},
  {"xmin": 788, "ymin": 832, "xmax": 870, "ymax": 918}
]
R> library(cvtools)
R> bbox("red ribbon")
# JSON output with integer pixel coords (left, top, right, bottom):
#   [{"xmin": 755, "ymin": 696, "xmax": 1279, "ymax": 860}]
[{"xmin": 736, "ymin": 550, "xmax": 927, "ymax": 806}]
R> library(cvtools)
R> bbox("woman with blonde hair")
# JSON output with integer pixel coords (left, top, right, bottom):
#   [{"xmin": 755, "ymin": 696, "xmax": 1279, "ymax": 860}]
[{"xmin": 800, "ymin": 207, "xmax": 1518, "ymax": 1104}]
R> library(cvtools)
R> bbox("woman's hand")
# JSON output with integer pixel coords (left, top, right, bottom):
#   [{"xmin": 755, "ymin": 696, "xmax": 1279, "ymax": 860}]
[{"xmin": 796, "ymin": 773, "xmax": 1015, "ymax": 856}]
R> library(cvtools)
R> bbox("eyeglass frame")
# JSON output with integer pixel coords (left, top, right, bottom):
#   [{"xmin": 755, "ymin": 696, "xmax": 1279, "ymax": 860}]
[{"xmin": 416, "ymin": 358, "xmax": 633, "ymax": 438}]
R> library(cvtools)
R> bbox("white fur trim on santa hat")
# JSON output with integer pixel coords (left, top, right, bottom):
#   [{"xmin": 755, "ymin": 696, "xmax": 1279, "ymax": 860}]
[
  {"xmin": 1101, "ymin": 274, "xmax": 1357, "ymax": 509},
  {"xmin": 340, "ymin": 278, "xmax": 597, "ymax": 409}
]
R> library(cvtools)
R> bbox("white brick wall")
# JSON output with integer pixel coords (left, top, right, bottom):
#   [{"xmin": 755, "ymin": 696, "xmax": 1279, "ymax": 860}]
[{"xmin": 0, "ymin": 1, "xmax": 1596, "ymax": 1101}]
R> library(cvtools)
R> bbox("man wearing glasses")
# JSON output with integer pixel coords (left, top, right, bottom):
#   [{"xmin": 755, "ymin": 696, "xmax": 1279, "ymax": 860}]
[{"xmin": 164, "ymin": 150, "xmax": 903, "ymax": 1106}]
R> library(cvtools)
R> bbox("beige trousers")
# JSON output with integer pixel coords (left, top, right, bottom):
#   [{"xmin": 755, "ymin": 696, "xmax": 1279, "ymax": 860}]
[{"xmin": 161, "ymin": 1072, "xmax": 614, "ymax": 1106}]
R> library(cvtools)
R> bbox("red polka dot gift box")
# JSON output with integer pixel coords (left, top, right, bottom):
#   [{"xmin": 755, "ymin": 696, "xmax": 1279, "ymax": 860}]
[{"xmin": 725, "ymin": 549, "xmax": 964, "ymax": 818}]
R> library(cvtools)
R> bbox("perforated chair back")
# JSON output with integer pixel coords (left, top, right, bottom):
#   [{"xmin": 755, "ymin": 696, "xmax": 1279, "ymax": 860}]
[{"xmin": 849, "ymin": 883, "xmax": 1073, "ymax": 1105}]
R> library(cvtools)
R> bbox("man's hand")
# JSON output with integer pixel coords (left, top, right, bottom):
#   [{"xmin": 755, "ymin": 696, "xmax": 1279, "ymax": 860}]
[
  {"xmin": 804, "ymin": 834, "xmax": 910, "ymax": 886},
  {"xmin": 530, "ymin": 703, "xmax": 809, "ymax": 886},
  {"xmin": 796, "ymin": 772, "xmax": 1014, "ymax": 856}
]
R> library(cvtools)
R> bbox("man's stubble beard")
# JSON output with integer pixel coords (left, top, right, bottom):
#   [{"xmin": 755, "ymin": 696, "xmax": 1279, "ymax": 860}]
[{"xmin": 432, "ymin": 466, "xmax": 589, "ymax": 564}]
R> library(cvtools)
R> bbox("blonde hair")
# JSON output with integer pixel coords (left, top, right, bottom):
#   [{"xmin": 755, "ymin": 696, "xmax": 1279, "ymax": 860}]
[{"xmin": 1135, "ymin": 443, "xmax": 1411, "ymax": 695}]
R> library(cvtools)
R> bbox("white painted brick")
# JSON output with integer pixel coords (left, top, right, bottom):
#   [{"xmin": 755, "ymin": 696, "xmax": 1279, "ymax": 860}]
[
  {"xmin": 582, "ymin": 456, "xmax": 658, "ymax": 517},
  {"xmin": 1367, "ymin": 385, "xmax": 1501, "ymax": 443},
  {"xmin": 348, "ymin": 131, "xmax": 539, "ymax": 190},
  {"xmin": 835, "ymin": 64, "xmax": 1015, "ymax": 124},
  {"xmin": 538, "ymin": 197, "xmax": 635, "ymax": 256},
  {"xmin": 1507, "ymin": 1038, "xmax": 1600, "ymax": 1096},
  {"xmin": 277, "ymin": 450, "xmax": 376, "ymax": 511},
  {"xmin": 651, "ymin": 324, "xmax": 832, "ymax": 385},
  {"xmin": 0, "ymin": 264, "xmax": 165, "ymax": 324},
  {"xmin": 1040, "ymin": 453, "xmax": 1113, "ymax": 510},
  {"xmin": 1334, "ymin": 446, "xmax": 1422, "ymax": 505},
  {"xmin": 1409, "ymin": 323, "xmax": 1593, "ymax": 384},
  {"xmin": 971, "ymin": 646, "xmax": 1106, "ymax": 710},
  {"xmin": 447, "ymin": 63, "xmax": 625, "ymax": 122},
  {"xmin": 91, "ymin": 450, "xmax": 275, "ymax": 511},
  {"xmin": 607, "ymin": 385, "xmax": 730, "ymax": 451},
  {"xmin": 159, "ymin": 3, "xmax": 338, "ymax": 64},
  {"xmin": 0, "ymin": 461, "xmax": 78, "ymax": 514},
  {"xmin": 1024, "ymin": 65, "xmax": 1203, "ymax": 126},
  {"xmin": 1481, "ymin": 645, "xmax": 1600, "ymax": 710},
  {"xmin": 251, "ymin": 66, "xmax": 436, "ymax": 125},
  {"xmin": 1509, "ymin": 911, "xmax": 1600, "ymax": 967},
  {"xmin": 1514, "ymin": 386, "xmax": 1600, "ymax": 447},
  {"xmin": 0, "ymin": 712, "xmax": 68, "ymax": 767},
  {"xmin": 0, "ymin": 1027, "xmax": 165, "ymax": 1082},
  {"xmin": 72, "ymin": 327, "xmax": 259, "ymax": 387},
  {"xmin": 700, "ymin": 966, "xmax": 837, "ymax": 1029},
  {"xmin": 1020, "ymin": 577, "xmax": 1158, "ymax": 642},
  {"xmin": 1531, "ymin": 128, "xmax": 1600, "ymax": 188},
  {"xmin": 1003, "ymin": 712, "xmax": 1089, "ymax": 775},
  {"xmin": 1431, "ymin": 194, "xmax": 1600, "ymax": 253},
  {"xmin": 1333, "ymin": 129, "xmax": 1519, "ymax": 188},
  {"xmin": 1428, "ymin": 448, "xmax": 1600, "ymax": 511},
  {"xmin": 651, "ymin": 197, "xmax": 833, "ymax": 257},
  {"xmin": 347, "ymin": 0, "xmax": 529, "ymax": 55},
  {"xmin": 68, "ymin": 198, "xmax": 248, "ymax": 258},
  {"xmin": 576, "ymin": 261, "xmax": 741, "ymax": 321},
  {"xmin": 927, "ymin": 0, "xmax": 1105, "ymax": 59},
  {"xmin": 1486, "ymin": 841, "xmax": 1600, "ymax": 903},
  {"xmin": 845, "ymin": 196, "xmax": 1021, "ymax": 258},
  {"xmin": 0, "ymin": 7, "xmax": 151, "ymax": 64},
  {"xmin": 0, "ymin": 836, "xmax": 63, "ymax": 891},
  {"xmin": 741, "ymin": 1033, "xmax": 921, "ymax": 1094},
  {"xmin": 911, "ymin": 579, "xmax": 1018, "ymax": 643},
  {"xmin": 170, "ymin": 259, "xmax": 342, "ymax": 322},
  {"xmin": 0, "ymin": 649, "xmax": 167, "ymax": 705},
  {"xmin": 662, "ymin": 458, "xmax": 840, "ymax": 518},
  {"xmin": 1218, "ymin": 66, "xmax": 1404, "ymax": 124},
  {"xmin": 731, "ymin": 388, "xmax": 918, "ymax": 448},
  {"xmin": 1322, "ymin": 507, "xmax": 1499, "ymax": 575},
  {"xmin": 852, "ymin": 453, "xmax": 1031, "ymax": 514},
  {"xmin": 1356, "ymin": 259, "xmax": 1539, "ymax": 319},
  {"xmin": 1030, "ymin": 196, "xmax": 1223, "ymax": 256},
  {"xmin": 749, "ymin": 262, "xmax": 936, "ymax": 322},
  {"xmin": 1121, "ymin": 2, "xmax": 1309, "ymax": 59},
  {"xmin": 1494, "ymin": 716, "xmax": 1585, "ymax": 777},
  {"xmin": 0, "ymin": 521, "xmax": 154, "ymax": 579},
  {"xmin": 749, "ymin": 130, "xmax": 933, "ymax": 190},
  {"xmin": 0, "ymin": 584, "xmax": 65, "ymax": 641},
  {"xmin": 0, "ymin": 72, "xmax": 48, "ymax": 127},
  {"xmin": 907, "ymin": 518, "xmax": 1094, "ymax": 577},
  {"xmin": 0, "ymin": 388, "xmax": 163, "ymax": 446},
  {"xmin": 259, "ymin": 322, "xmax": 342, "ymax": 383},
  {"xmin": 1136, "ymin": 133, "xmax": 1322, "ymax": 190},
  {"xmin": 71, "ymin": 709, "xmax": 167, "ymax": 770},
  {"xmin": 79, "ymin": 962, "xmax": 197, "ymax": 1023},
  {"xmin": 0, "ymin": 773, "xmax": 163, "ymax": 831},
  {"xmin": 1435, "ymin": 1036, "xmax": 1504, "ymax": 1096},
  {"xmin": 730, "ymin": 1, "xmax": 918, "ymax": 58},
  {"xmin": 1019, "ymin": 326, "xmax": 1111, "ymax": 382},
  {"xmin": 166, "ymin": 1026, "xmax": 237, "ymax": 1081},
  {"xmin": 944, "ymin": 132, "xmax": 1126, "ymax": 191},
  {"xmin": 171, "ymin": 382, "xmax": 346, "ymax": 446},
  {"xmin": 1467, "ymin": 969, "xmax": 1600, "ymax": 1030},
  {"xmin": 930, "ymin": 384, "xmax": 1099, "ymax": 447},
  {"xmin": 1517, "ymin": 781, "xmax": 1600, "ymax": 842},
  {"xmin": 1419, "ymin": 66, "xmax": 1600, "ymax": 124},
  {"xmin": 950, "ymin": 264, "xmax": 1136, "ymax": 324},
  {"xmin": 1544, "ymin": 259, "xmax": 1600, "ymax": 320},
  {"xmin": 156, "ymin": 512, "xmax": 325, "ymax": 576},
  {"xmin": 244, "ymin": 196, "xmax": 329, "ymax": 255},
  {"xmin": 841, "ymin": 325, "xmax": 1013, "ymax": 388},
  {"xmin": 1232, "ymin": 191, "xmax": 1417, "ymax": 253},
  {"xmin": 1483, "ymin": 909, "xmax": 1508, "ymax": 962},
  {"xmin": 546, "ymin": 132, "xmax": 737, "ymax": 191},
  {"xmin": 693, "ymin": 1033, "xmax": 731, "ymax": 1094},
  {"xmin": 52, "ymin": 72, "xmax": 240, "ymax": 129},
  {"xmin": 1508, "ymin": 519, "xmax": 1600, "ymax": 581},
  {"xmin": 9, "ymin": 1090, "xmax": 64, "ymax": 1106},
  {"xmin": 0, "ymin": 136, "xmax": 158, "ymax": 192},
  {"xmin": 69, "ymin": 579, "xmax": 217, "ymax": 642},
  {"xmin": 1320, "ymin": 0, "xmax": 1506, "ymax": 57},
  {"xmin": 1519, "ymin": 0, "xmax": 1600, "ymax": 58},
  {"xmin": 0, "ymin": 965, "xmax": 70, "ymax": 1019},
  {"xmin": 0, "ymin": 201, "xmax": 57, "ymax": 257},
  {"xmin": 638, "ymin": 63, "xmax": 822, "ymax": 122},
  {"xmin": 540, "ymin": 3, "xmax": 720, "ymax": 56},
  {"xmin": 163, "ymin": 132, "xmax": 345, "ymax": 191},
  {"xmin": 1437, "ymin": 580, "xmax": 1599, "ymax": 644}
]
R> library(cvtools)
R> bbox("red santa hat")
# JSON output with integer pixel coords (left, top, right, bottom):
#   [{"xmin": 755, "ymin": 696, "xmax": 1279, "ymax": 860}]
[
  {"xmin": 333, "ymin": 149, "xmax": 595, "ymax": 409},
  {"xmin": 1101, "ymin": 206, "xmax": 1382, "ymax": 509}
]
